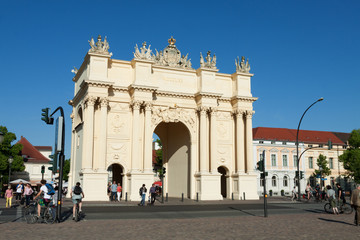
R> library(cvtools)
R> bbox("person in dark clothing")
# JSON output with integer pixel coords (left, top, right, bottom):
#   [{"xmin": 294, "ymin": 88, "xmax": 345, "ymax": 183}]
[{"xmin": 149, "ymin": 184, "xmax": 157, "ymax": 205}]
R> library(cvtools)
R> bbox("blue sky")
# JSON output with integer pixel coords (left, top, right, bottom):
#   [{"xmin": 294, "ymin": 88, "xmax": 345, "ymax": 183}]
[{"xmin": 1, "ymin": 1, "xmax": 359, "ymax": 159}]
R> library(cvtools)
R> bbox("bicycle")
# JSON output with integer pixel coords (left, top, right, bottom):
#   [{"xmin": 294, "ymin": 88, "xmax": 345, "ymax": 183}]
[
  {"xmin": 324, "ymin": 200, "xmax": 353, "ymax": 214},
  {"xmin": 74, "ymin": 198, "xmax": 81, "ymax": 222},
  {"xmin": 24, "ymin": 199, "xmax": 56, "ymax": 224}
]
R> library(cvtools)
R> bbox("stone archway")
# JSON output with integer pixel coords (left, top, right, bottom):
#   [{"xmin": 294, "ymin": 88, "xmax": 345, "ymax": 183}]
[
  {"xmin": 154, "ymin": 121, "xmax": 191, "ymax": 198},
  {"xmin": 218, "ymin": 166, "xmax": 228, "ymax": 198},
  {"xmin": 107, "ymin": 163, "xmax": 124, "ymax": 187}
]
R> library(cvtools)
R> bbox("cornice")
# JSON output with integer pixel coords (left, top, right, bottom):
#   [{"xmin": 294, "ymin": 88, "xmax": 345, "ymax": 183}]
[
  {"xmin": 128, "ymin": 84, "xmax": 158, "ymax": 92},
  {"xmin": 86, "ymin": 79, "xmax": 114, "ymax": 88},
  {"xmin": 156, "ymin": 90, "xmax": 195, "ymax": 99},
  {"xmin": 231, "ymin": 95, "xmax": 258, "ymax": 103},
  {"xmin": 195, "ymin": 91, "xmax": 223, "ymax": 99}
]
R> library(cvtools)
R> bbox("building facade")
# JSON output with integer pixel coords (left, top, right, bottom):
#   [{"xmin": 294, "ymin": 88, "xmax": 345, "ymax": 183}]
[
  {"xmin": 253, "ymin": 127, "xmax": 350, "ymax": 196},
  {"xmin": 68, "ymin": 36, "xmax": 259, "ymax": 201}
]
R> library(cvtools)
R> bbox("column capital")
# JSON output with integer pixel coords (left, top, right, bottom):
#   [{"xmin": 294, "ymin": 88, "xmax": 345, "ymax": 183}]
[
  {"xmin": 245, "ymin": 110, "xmax": 255, "ymax": 118},
  {"xmin": 233, "ymin": 109, "xmax": 246, "ymax": 117},
  {"xmin": 130, "ymin": 100, "xmax": 142, "ymax": 110},
  {"xmin": 99, "ymin": 97, "xmax": 109, "ymax": 107},
  {"xmin": 85, "ymin": 96, "xmax": 97, "ymax": 107},
  {"xmin": 197, "ymin": 106, "xmax": 209, "ymax": 115},
  {"xmin": 209, "ymin": 107, "xmax": 218, "ymax": 116},
  {"xmin": 143, "ymin": 102, "xmax": 153, "ymax": 111}
]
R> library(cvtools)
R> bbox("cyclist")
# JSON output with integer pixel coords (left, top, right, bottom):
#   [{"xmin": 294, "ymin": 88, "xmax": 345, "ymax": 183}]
[
  {"xmin": 70, "ymin": 182, "xmax": 84, "ymax": 220},
  {"xmin": 33, "ymin": 180, "xmax": 52, "ymax": 219},
  {"xmin": 314, "ymin": 184, "xmax": 321, "ymax": 200},
  {"xmin": 326, "ymin": 185, "xmax": 339, "ymax": 214}
]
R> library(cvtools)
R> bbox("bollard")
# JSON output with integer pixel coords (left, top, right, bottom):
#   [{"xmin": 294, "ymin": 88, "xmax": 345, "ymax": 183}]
[
  {"xmin": 182, "ymin": 193, "xmax": 184, "ymax": 202},
  {"xmin": 243, "ymin": 192, "xmax": 246, "ymax": 201},
  {"xmin": 196, "ymin": 192, "xmax": 199, "ymax": 202},
  {"xmin": 125, "ymin": 192, "xmax": 128, "ymax": 201},
  {"xmin": 166, "ymin": 193, "xmax": 168, "ymax": 202},
  {"xmin": 232, "ymin": 192, "xmax": 234, "ymax": 200}
]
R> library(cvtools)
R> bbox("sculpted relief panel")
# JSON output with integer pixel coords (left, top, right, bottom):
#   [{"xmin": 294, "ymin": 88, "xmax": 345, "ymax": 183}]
[
  {"xmin": 106, "ymin": 142, "xmax": 129, "ymax": 169},
  {"xmin": 151, "ymin": 106, "xmax": 196, "ymax": 133},
  {"xmin": 108, "ymin": 112, "xmax": 130, "ymax": 137}
]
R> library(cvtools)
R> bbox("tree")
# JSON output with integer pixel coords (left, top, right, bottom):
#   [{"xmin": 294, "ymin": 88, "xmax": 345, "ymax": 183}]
[
  {"xmin": 0, "ymin": 126, "xmax": 25, "ymax": 182},
  {"xmin": 63, "ymin": 159, "xmax": 71, "ymax": 181},
  {"xmin": 339, "ymin": 129, "xmax": 360, "ymax": 183},
  {"xmin": 313, "ymin": 154, "xmax": 331, "ymax": 178}
]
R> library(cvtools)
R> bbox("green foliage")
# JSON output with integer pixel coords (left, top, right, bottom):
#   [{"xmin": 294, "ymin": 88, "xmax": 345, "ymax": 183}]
[
  {"xmin": 0, "ymin": 126, "xmax": 25, "ymax": 177},
  {"xmin": 313, "ymin": 154, "xmax": 331, "ymax": 177},
  {"xmin": 339, "ymin": 129, "xmax": 360, "ymax": 183},
  {"xmin": 155, "ymin": 139, "xmax": 163, "ymax": 166},
  {"xmin": 63, "ymin": 159, "xmax": 71, "ymax": 181}
]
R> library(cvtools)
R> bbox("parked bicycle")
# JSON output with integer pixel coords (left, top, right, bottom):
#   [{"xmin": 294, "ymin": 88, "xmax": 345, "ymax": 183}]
[
  {"xmin": 24, "ymin": 199, "xmax": 56, "ymax": 224},
  {"xmin": 324, "ymin": 201, "xmax": 353, "ymax": 214}
]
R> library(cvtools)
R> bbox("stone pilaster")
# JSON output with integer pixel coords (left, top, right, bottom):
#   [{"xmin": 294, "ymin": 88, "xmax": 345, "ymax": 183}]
[
  {"xmin": 131, "ymin": 100, "xmax": 142, "ymax": 172},
  {"xmin": 198, "ymin": 106, "xmax": 209, "ymax": 173},
  {"xmin": 83, "ymin": 96, "xmax": 96, "ymax": 171},
  {"xmin": 235, "ymin": 109, "xmax": 245, "ymax": 174},
  {"xmin": 98, "ymin": 97, "xmax": 108, "ymax": 170},
  {"xmin": 245, "ymin": 110, "xmax": 254, "ymax": 173},
  {"xmin": 209, "ymin": 107, "xmax": 217, "ymax": 173},
  {"xmin": 143, "ymin": 102, "xmax": 153, "ymax": 173}
]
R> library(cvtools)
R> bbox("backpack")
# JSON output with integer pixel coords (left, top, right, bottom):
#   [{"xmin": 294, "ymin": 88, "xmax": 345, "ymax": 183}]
[
  {"xmin": 73, "ymin": 185, "xmax": 82, "ymax": 195},
  {"xmin": 45, "ymin": 183, "xmax": 55, "ymax": 195}
]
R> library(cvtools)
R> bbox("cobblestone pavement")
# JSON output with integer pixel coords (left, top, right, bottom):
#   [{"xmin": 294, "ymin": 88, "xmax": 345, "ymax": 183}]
[{"xmin": 1, "ymin": 211, "xmax": 360, "ymax": 239}]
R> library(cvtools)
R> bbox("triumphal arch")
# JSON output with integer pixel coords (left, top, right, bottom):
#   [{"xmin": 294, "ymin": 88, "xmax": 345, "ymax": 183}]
[{"xmin": 68, "ymin": 35, "xmax": 259, "ymax": 201}]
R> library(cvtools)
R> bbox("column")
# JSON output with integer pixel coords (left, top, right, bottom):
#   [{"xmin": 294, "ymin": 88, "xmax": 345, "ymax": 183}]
[
  {"xmin": 83, "ymin": 96, "xmax": 96, "ymax": 171},
  {"xmin": 245, "ymin": 110, "xmax": 254, "ymax": 173},
  {"xmin": 209, "ymin": 108, "xmax": 217, "ymax": 173},
  {"xmin": 131, "ymin": 100, "xmax": 141, "ymax": 172},
  {"xmin": 143, "ymin": 102, "xmax": 153, "ymax": 172},
  {"xmin": 235, "ymin": 110, "xmax": 245, "ymax": 173},
  {"xmin": 99, "ymin": 97, "xmax": 108, "ymax": 170},
  {"xmin": 198, "ymin": 106, "xmax": 208, "ymax": 173}
]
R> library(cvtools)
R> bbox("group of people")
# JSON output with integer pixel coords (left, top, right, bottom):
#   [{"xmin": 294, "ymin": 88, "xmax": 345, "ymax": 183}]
[
  {"xmin": 5, "ymin": 181, "xmax": 35, "ymax": 208},
  {"xmin": 108, "ymin": 181, "xmax": 122, "ymax": 201},
  {"xmin": 138, "ymin": 183, "xmax": 158, "ymax": 206}
]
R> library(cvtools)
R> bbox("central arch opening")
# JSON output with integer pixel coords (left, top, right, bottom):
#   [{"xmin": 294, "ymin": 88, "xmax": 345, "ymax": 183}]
[{"xmin": 154, "ymin": 121, "xmax": 191, "ymax": 198}]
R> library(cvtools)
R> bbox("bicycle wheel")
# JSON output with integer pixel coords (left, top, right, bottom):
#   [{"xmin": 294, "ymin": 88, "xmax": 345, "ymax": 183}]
[
  {"xmin": 342, "ymin": 204, "xmax": 353, "ymax": 214},
  {"xmin": 324, "ymin": 203, "xmax": 332, "ymax": 214},
  {"xmin": 44, "ymin": 206, "xmax": 56, "ymax": 224},
  {"xmin": 24, "ymin": 205, "xmax": 37, "ymax": 224},
  {"xmin": 75, "ymin": 204, "xmax": 79, "ymax": 222}
]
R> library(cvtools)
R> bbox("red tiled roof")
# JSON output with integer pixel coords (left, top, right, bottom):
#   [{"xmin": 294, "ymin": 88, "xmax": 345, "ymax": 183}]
[
  {"xmin": 35, "ymin": 146, "xmax": 52, "ymax": 151},
  {"xmin": 16, "ymin": 137, "xmax": 50, "ymax": 163},
  {"xmin": 253, "ymin": 127, "xmax": 346, "ymax": 145}
]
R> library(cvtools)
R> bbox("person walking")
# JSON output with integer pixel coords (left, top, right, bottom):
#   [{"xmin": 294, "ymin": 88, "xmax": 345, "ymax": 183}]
[
  {"xmin": 15, "ymin": 181, "xmax": 24, "ymax": 204},
  {"xmin": 138, "ymin": 184, "xmax": 147, "ymax": 206},
  {"xmin": 350, "ymin": 184, "xmax": 360, "ymax": 226},
  {"xmin": 149, "ymin": 184, "xmax": 156, "ymax": 205},
  {"xmin": 292, "ymin": 186, "xmax": 297, "ymax": 201},
  {"xmin": 111, "ymin": 181, "xmax": 117, "ymax": 201},
  {"xmin": 5, "ymin": 186, "xmax": 13, "ymax": 208},
  {"xmin": 117, "ymin": 183, "xmax": 122, "ymax": 201},
  {"xmin": 326, "ymin": 185, "xmax": 339, "ymax": 215},
  {"xmin": 23, "ymin": 183, "xmax": 33, "ymax": 207},
  {"xmin": 107, "ymin": 182, "xmax": 111, "ymax": 201}
]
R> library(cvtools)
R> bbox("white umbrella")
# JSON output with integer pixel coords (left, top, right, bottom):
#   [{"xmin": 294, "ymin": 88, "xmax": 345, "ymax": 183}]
[{"xmin": 10, "ymin": 179, "xmax": 30, "ymax": 184}]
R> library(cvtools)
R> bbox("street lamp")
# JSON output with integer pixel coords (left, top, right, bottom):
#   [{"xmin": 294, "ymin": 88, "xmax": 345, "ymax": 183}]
[
  {"xmin": 296, "ymin": 97, "xmax": 323, "ymax": 201},
  {"xmin": 8, "ymin": 156, "xmax": 13, "ymax": 185}
]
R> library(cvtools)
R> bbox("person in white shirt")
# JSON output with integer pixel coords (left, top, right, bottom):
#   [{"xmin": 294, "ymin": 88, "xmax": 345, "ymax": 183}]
[{"xmin": 34, "ymin": 180, "xmax": 52, "ymax": 218}]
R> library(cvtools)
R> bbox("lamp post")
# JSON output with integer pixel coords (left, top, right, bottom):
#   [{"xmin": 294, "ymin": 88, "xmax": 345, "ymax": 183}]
[
  {"xmin": 296, "ymin": 97, "xmax": 323, "ymax": 201},
  {"xmin": 8, "ymin": 156, "xmax": 14, "ymax": 185}
]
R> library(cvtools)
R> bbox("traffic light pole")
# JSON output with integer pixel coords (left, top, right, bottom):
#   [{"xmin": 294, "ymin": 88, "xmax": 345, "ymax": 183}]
[
  {"xmin": 50, "ymin": 107, "xmax": 65, "ymax": 223},
  {"xmin": 262, "ymin": 150, "xmax": 268, "ymax": 218}
]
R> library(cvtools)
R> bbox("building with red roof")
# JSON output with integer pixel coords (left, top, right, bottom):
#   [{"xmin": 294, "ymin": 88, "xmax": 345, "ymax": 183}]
[
  {"xmin": 12, "ymin": 136, "xmax": 52, "ymax": 185},
  {"xmin": 252, "ymin": 127, "xmax": 350, "ymax": 196}
]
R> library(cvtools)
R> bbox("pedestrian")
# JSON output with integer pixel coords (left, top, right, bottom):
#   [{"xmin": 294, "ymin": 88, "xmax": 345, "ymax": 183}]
[
  {"xmin": 292, "ymin": 186, "xmax": 297, "ymax": 201},
  {"xmin": 111, "ymin": 181, "xmax": 117, "ymax": 201},
  {"xmin": 117, "ymin": 183, "xmax": 122, "ymax": 201},
  {"xmin": 350, "ymin": 184, "xmax": 360, "ymax": 226},
  {"xmin": 15, "ymin": 181, "xmax": 24, "ymax": 204},
  {"xmin": 305, "ymin": 183, "xmax": 313, "ymax": 200},
  {"xmin": 336, "ymin": 183, "xmax": 346, "ymax": 205},
  {"xmin": 23, "ymin": 183, "xmax": 33, "ymax": 207},
  {"xmin": 138, "ymin": 184, "xmax": 147, "ymax": 206},
  {"xmin": 326, "ymin": 185, "xmax": 339, "ymax": 214},
  {"xmin": 149, "ymin": 184, "xmax": 156, "ymax": 205},
  {"xmin": 107, "ymin": 182, "xmax": 111, "ymax": 201},
  {"xmin": 5, "ymin": 186, "xmax": 13, "ymax": 208}
]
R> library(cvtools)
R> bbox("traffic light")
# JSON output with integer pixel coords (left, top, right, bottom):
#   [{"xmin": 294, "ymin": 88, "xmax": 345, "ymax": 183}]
[
  {"xmin": 300, "ymin": 171, "xmax": 304, "ymax": 179},
  {"xmin": 256, "ymin": 160, "xmax": 264, "ymax": 172},
  {"xmin": 48, "ymin": 153, "xmax": 58, "ymax": 173},
  {"xmin": 328, "ymin": 140, "xmax": 332, "ymax": 150},
  {"xmin": 41, "ymin": 108, "xmax": 54, "ymax": 124},
  {"xmin": 162, "ymin": 167, "xmax": 166, "ymax": 175},
  {"xmin": 41, "ymin": 165, "xmax": 45, "ymax": 174}
]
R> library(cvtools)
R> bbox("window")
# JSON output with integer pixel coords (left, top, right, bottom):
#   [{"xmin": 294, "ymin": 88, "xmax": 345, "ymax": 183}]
[
  {"xmin": 308, "ymin": 157, "xmax": 313, "ymax": 169},
  {"xmin": 271, "ymin": 154, "xmax": 276, "ymax": 166},
  {"xmin": 318, "ymin": 144, "xmax": 323, "ymax": 148},
  {"xmin": 308, "ymin": 144, "xmax": 313, "ymax": 148},
  {"xmin": 282, "ymin": 142, "xmax": 287, "ymax": 145},
  {"xmin": 259, "ymin": 141, "xmax": 264, "ymax": 144},
  {"xmin": 271, "ymin": 141, "xmax": 275, "ymax": 144},
  {"xmin": 342, "ymin": 145, "xmax": 347, "ymax": 149},
  {"xmin": 293, "ymin": 155, "xmax": 298, "ymax": 167},
  {"xmin": 272, "ymin": 176, "xmax": 277, "ymax": 187},
  {"xmin": 282, "ymin": 155, "xmax": 288, "ymax": 167},
  {"xmin": 329, "ymin": 158, "xmax": 333, "ymax": 169},
  {"xmin": 283, "ymin": 176, "xmax": 288, "ymax": 187}
]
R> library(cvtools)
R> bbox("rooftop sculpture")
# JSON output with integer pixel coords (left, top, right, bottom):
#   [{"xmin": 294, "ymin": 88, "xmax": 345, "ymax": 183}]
[
  {"xmin": 88, "ymin": 35, "xmax": 111, "ymax": 55},
  {"xmin": 235, "ymin": 56, "xmax": 250, "ymax": 73}
]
